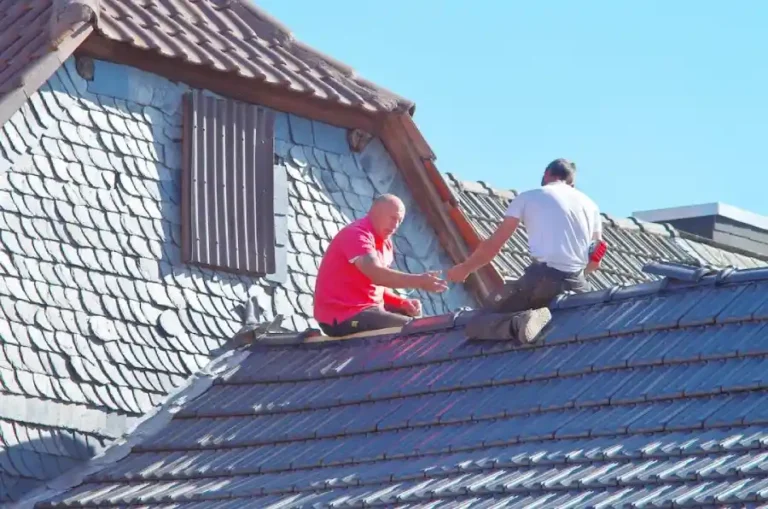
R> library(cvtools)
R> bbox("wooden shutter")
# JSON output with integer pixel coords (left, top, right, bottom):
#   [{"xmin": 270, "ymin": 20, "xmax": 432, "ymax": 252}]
[{"xmin": 181, "ymin": 91, "xmax": 276, "ymax": 275}]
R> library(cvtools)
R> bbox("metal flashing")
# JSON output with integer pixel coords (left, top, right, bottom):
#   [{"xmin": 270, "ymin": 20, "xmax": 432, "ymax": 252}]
[{"xmin": 634, "ymin": 202, "xmax": 768, "ymax": 232}]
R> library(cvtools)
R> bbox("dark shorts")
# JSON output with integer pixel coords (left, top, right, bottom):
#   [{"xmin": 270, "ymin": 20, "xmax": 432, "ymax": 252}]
[
  {"xmin": 318, "ymin": 305, "xmax": 412, "ymax": 337},
  {"xmin": 486, "ymin": 261, "xmax": 590, "ymax": 314}
]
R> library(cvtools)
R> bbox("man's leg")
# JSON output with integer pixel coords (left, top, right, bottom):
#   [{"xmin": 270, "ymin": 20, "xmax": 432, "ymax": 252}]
[
  {"xmin": 466, "ymin": 264, "xmax": 564, "ymax": 343},
  {"xmin": 319, "ymin": 306, "xmax": 411, "ymax": 337},
  {"xmin": 563, "ymin": 272, "xmax": 590, "ymax": 294},
  {"xmin": 487, "ymin": 263, "xmax": 569, "ymax": 313},
  {"xmin": 384, "ymin": 302, "xmax": 421, "ymax": 318}
]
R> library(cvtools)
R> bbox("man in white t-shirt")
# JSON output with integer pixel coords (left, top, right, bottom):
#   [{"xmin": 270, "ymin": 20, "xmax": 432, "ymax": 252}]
[{"xmin": 447, "ymin": 158, "xmax": 606, "ymax": 344}]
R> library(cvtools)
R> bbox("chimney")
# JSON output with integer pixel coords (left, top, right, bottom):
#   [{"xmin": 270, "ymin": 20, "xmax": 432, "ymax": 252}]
[{"xmin": 633, "ymin": 202, "xmax": 768, "ymax": 257}]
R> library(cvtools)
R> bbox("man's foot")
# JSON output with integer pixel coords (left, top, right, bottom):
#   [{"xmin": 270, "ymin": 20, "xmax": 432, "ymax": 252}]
[
  {"xmin": 512, "ymin": 307, "xmax": 552, "ymax": 344},
  {"xmin": 465, "ymin": 313, "xmax": 516, "ymax": 341}
]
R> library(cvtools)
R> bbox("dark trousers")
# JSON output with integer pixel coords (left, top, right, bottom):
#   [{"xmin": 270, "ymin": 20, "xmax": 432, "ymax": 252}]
[
  {"xmin": 465, "ymin": 262, "xmax": 589, "ymax": 341},
  {"xmin": 319, "ymin": 305, "xmax": 412, "ymax": 337},
  {"xmin": 486, "ymin": 261, "xmax": 590, "ymax": 314}
]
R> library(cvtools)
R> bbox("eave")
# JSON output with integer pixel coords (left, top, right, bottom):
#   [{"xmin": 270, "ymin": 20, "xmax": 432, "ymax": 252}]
[
  {"xmin": 74, "ymin": 33, "xmax": 386, "ymax": 136},
  {"xmin": 0, "ymin": 23, "xmax": 93, "ymax": 128}
]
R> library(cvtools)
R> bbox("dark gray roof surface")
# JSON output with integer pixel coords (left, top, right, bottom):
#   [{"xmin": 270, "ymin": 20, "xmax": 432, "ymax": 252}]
[
  {"xmin": 446, "ymin": 175, "xmax": 768, "ymax": 290},
  {"xmin": 0, "ymin": 57, "xmax": 475, "ymax": 503},
  {"xmin": 22, "ymin": 263, "xmax": 768, "ymax": 508}
]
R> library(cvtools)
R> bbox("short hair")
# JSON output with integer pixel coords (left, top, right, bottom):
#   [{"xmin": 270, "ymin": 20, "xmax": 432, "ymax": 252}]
[{"xmin": 545, "ymin": 158, "xmax": 576, "ymax": 184}]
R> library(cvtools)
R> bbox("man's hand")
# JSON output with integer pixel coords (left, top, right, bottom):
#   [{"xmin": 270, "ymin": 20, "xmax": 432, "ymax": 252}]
[
  {"xmin": 444, "ymin": 217, "xmax": 519, "ymax": 285},
  {"xmin": 401, "ymin": 298, "xmax": 422, "ymax": 317},
  {"xmin": 446, "ymin": 264, "xmax": 470, "ymax": 283},
  {"xmin": 585, "ymin": 260, "xmax": 600, "ymax": 274},
  {"xmin": 416, "ymin": 271, "xmax": 448, "ymax": 293}
]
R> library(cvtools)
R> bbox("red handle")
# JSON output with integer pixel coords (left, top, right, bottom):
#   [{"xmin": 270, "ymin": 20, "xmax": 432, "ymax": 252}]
[{"xmin": 590, "ymin": 240, "xmax": 607, "ymax": 263}]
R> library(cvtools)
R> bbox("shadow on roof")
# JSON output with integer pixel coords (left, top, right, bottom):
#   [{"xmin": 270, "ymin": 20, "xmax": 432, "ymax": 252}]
[{"xmin": 0, "ymin": 431, "xmax": 95, "ymax": 504}]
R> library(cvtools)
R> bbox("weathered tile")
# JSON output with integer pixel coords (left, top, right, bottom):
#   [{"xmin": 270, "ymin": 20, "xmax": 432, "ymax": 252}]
[
  {"xmin": 288, "ymin": 114, "xmax": 314, "ymax": 146},
  {"xmin": 311, "ymin": 121, "xmax": 349, "ymax": 154},
  {"xmin": 349, "ymin": 175, "xmax": 376, "ymax": 199}
]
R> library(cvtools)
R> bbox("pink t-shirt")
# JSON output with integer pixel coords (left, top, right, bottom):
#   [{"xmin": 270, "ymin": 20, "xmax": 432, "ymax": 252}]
[{"xmin": 314, "ymin": 216, "xmax": 395, "ymax": 325}]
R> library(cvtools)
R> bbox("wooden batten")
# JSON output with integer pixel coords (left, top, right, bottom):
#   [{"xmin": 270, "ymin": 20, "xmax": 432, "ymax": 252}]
[{"xmin": 303, "ymin": 326, "xmax": 405, "ymax": 343}]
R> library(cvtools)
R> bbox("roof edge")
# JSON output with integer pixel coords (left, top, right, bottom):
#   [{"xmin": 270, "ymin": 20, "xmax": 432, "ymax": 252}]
[
  {"xmin": 75, "ymin": 34, "xmax": 387, "ymax": 134},
  {"xmin": 551, "ymin": 262, "xmax": 768, "ymax": 311},
  {"xmin": 287, "ymin": 39, "xmax": 415, "ymax": 115},
  {"xmin": 12, "ymin": 348, "xmax": 253, "ymax": 509},
  {"xmin": 236, "ymin": 0, "xmax": 415, "ymax": 116},
  {"xmin": 0, "ymin": 22, "xmax": 94, "ymax": 128}
]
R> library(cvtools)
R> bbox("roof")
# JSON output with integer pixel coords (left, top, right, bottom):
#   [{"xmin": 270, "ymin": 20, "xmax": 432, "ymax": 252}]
[
  {"xmin": 92, "ymin": 0, "xmax": 413, "ymax": 115},
  {"xmin": 6, "ymin": 3, "xmax": 768, "ymax": 506},
  {"xmin": 0, "ymin": 0, "xmax": 94, "ymax": 126},
  {"xmin": 444, "ymin": 174, "xmax": 768, "ymax": 290},
  {"xmin": 19, "ymin": 262, "xmax": 768, "ymax": 507},
  {"xmin": 0, "ymin": 0, "xmax": 413, "ymax": 131},
  {"xmin": 0, "ymin": 1, "xmax": 50, "ymax": 96},
  {"xmin": 0, "ymin": 56, "xmax": 478, "ymax": 503}
]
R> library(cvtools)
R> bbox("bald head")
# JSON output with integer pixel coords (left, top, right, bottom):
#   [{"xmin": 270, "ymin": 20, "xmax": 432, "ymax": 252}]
[
  {"xmin": 371, "ymin": 194, "xmax": 405, "ymax": 212},
  {"xmin": 368, "ymin": 194, "xmax": 406, "ymax": 239}
]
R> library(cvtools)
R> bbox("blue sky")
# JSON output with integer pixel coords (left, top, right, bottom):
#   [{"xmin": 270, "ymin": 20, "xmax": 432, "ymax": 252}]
[{"xmin": 257, "ymin": 1, "xmax": 767, "ymax": 219}]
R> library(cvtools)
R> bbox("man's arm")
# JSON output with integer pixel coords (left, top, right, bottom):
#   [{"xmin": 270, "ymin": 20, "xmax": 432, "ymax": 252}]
[
  {"xmin": 342, "ymin": 230, "xmax": 446, "ymax": 292},
  {"xmin": 447, "ymin": 216, "xmax": 520, "ymax": 282},
  {"xmin": 383, "ymin": 288, "xmax": 408, "ymax": 308},
  {"xmin": 584, "ymin": 230, "xmax": 605, "ymax": 275},
  {"xmin": 354, "ymin": 253, "xmax": 445, "ymax": 292}
]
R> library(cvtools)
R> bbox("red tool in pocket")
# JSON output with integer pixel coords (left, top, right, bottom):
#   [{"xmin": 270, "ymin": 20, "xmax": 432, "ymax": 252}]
[{"xmin": 589, "ymin": 240, "xmax": 608, "ymax": 263}]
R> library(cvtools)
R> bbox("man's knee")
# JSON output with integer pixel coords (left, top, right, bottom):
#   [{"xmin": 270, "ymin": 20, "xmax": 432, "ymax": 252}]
[
  {"xmin": 323, "ymin": 308, "xmax": 410, "ymax": 337},
  {"xmin": 489, "ymin": 273, "xmax": 564, "ymax": 313},
  {"xmin": 375, "ymin": 311, "xmax": 412, "ymax": 327},
  {"xmin": 485, "ymin": 281, "xmax": 520, "ymax": 309},
  {"xmin": 384, "ymin": 303, "xmax": 416, "ymax": 318},
  {"xmin": 529, "ymin": 275, "xmax": 563, "ymax": 308},
  {"xmin": 487, "ymin": 272, "xmax": 539, "ymax": 313}
]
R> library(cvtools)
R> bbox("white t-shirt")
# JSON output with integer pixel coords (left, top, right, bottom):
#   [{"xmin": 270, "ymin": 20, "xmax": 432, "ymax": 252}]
[{"xmin": 505, "ymin": 182, "xmax": 602, "ymax": 272}]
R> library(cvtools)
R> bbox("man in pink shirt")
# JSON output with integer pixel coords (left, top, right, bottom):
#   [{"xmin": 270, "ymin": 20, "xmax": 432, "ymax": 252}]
[{"xmin": 314, "ymin": 194, "xmax": 448, "ymax": 337}]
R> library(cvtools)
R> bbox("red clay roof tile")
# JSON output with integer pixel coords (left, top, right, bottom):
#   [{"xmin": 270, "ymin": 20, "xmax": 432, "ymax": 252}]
[
  {"xmin": 0, "ymin": 0, "xmax": 414, "ymax": 121},
  {"xmin": 0, "ymin": 0, "xmax": 52, "ymax": 95},
  {"xmin": 95, "ymin": 0, "xmax": 413, "ymax": 114}
]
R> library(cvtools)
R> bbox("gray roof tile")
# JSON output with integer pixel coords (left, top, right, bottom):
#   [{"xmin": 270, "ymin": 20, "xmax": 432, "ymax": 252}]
[{"xmin": 447, "ymin": 174, "xmax": 768, "ymax": 290}]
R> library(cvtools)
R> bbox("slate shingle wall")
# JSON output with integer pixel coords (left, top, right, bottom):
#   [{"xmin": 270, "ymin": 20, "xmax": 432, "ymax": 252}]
[
  {"xmin": 0, "ymin": 57, "xmax": 476, "ymax": 502},
  {"xmin": 28, "ymin": 267, "xmax": 768, "ymax": 507}
]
